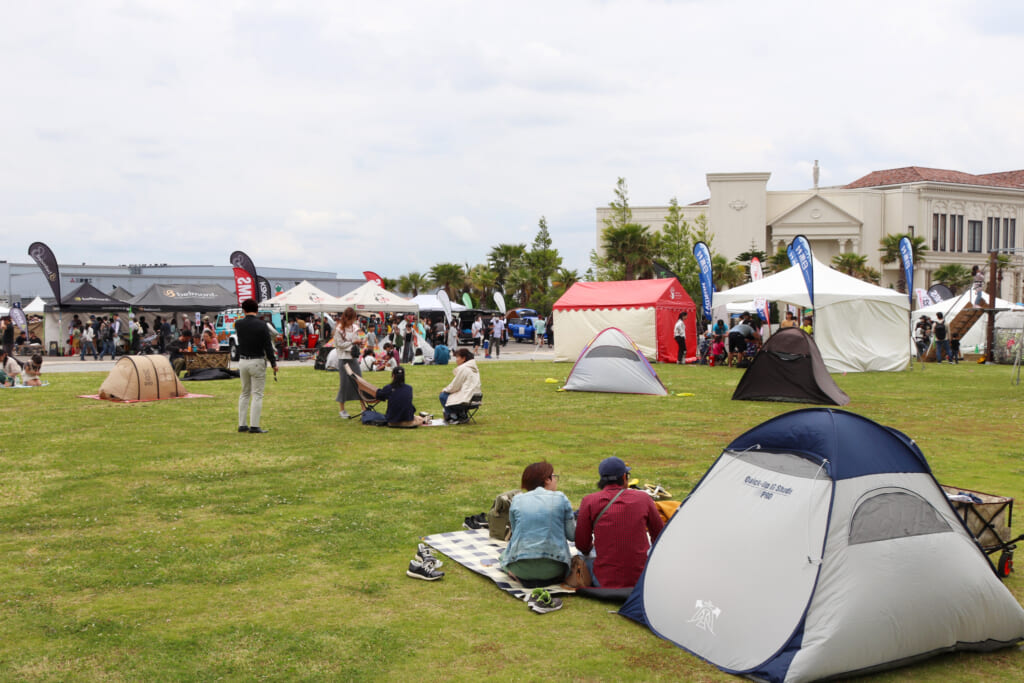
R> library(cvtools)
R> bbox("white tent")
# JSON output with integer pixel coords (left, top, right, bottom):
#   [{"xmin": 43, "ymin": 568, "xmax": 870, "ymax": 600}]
[
  {"xmin": 408, "ymin": 294, "xmax": 466, "ymax": 312},
  {"xmin": 713, "ymin": 258, "xmax": 910, "ymax": 373},
  {"xmin": 334, "ymin": 282, "xmax": 418, "ymax": 314},
  {"xmin": 621, "ymin": 408, "xmax": 1024, "ymax": 682},
  {"xmin": 266, "ymin": 280, "xmax": 347, "ymax": 313},
  {"xmin": 24, "ymin": 296, "xmax": 47, "ymax": 314},
  {"xmin": 914, "ymin": 291, "xmax": 1023, "ymax": 354}
]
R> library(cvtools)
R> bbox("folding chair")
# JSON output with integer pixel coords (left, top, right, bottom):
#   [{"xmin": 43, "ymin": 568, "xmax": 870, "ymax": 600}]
[
  {"xmin": 448, "ymin": 393, "xmax": 483, "ymax": 424},
  {"xmin": 343, "ymin": 364, "xmax": 382, "ymax": 414}
]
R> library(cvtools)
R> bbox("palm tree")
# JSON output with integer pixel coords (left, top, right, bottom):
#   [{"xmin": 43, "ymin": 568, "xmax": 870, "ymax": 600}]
[
  {"xmin": 486, "ymin": 244, "xmax": 527, "ymax": 287},
  {"xmin": 712, "ymin": 255, "xmax": 747, "ymax": 289},
  {"xmin": 931, "ymin": 264, "xmax": 972, "ymax": 294},
  {"xmin": 466, "ymin": 264, "xmax": 498, "ymax": 307},
  {"xmin": 601, "ymin": 223, "xmax": 656, "ymax": 280},
  {"xmin": 879, "ymin": 234, "xmax": 928, "ymax": 293},
  {"xmin": 428, "ymin": 263, "xmax": 466, "ymax": 299},
  {"xmin": 831, "ymin": 253, "xmax": 868, "ymax": 276},
  {"xmin": 396, "ymin": 272, "xmax": 430, "ymax": 297},
  {"xmin": 768, "ymin": 246, "xmax": 791, "ymax": 272},
  {"xmin": 553, "ymin": 268, "xmax": 580, "ymax": 290}
]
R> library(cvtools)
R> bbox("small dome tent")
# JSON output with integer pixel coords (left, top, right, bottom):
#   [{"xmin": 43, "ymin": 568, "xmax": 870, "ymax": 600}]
[
  {"xmin": 562, "ymin": 327, "xmax": 667, "ymax": 395},
  {"xmin": 732, "ymin": 327, "xmax": 849, "ymax": 405},
  {"xmin": 99, "ymin": 356, "xmax": 187, "ymax": 402},
  {"xmin": 620, "ymin": 409, "xmax": 1024, "ymax": 682}
]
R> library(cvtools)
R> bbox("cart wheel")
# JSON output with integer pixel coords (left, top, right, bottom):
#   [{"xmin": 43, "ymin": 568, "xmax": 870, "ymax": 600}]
[{"xmin": 998, "ymin": 551, "xmax": 1013, "ymax": 578}]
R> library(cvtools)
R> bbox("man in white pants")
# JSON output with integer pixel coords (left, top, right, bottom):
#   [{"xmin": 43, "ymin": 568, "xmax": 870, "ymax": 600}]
[{"xmin": 235, "ymin": 298, "xmax": 278, "ymax": 433}]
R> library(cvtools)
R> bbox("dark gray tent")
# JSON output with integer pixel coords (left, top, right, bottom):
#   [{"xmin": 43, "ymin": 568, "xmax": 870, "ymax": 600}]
[
  {"xmin": 45, "ymin": 282, "xmax": 129, "ymax": 312},
  {"xmin": 732, "ymin": 327, "xmax": 849, "ymax": 405},
  {"xmin": 128, "ymin": 283, "xmax": 237, "ymax": 312}
]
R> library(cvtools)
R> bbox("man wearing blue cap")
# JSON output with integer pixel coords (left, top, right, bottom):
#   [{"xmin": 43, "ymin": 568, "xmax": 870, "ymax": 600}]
[{"xmin": 575, "ymin": 456, "xmax": 664, "ymax": 589}]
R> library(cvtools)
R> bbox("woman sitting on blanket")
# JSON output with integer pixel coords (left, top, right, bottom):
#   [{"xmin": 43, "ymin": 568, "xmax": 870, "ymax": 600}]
[
  {"xmin": 499, "ymin": 461, "xmax": 576, "ymax": 588},
  {"xmin": 22, "ymin": 354, "xmax": 43, "ymax": 386},
  {"xmin": 374, "ymin": 367, "xmax": 429, "ymax": 427}
]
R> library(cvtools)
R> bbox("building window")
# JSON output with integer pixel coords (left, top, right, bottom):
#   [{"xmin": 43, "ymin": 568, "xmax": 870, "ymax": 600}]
[
  {"xmin": 1004, "ymin": 218, "xmax": 1016, "ymax": 249},
  {"xmin": 932, "ymin": 214, "xmax": 940, "ymax": 251},
  {"xmin": 988, "ymin": 217, "xmax": 1001, "ymax": 251},
  {"xmin": 968, "ymin": 220, "xmax": 982, "ymax": 252},
  {"xmin": 952, "ymin": 215, "xmax": 963, "ymax": 252}
]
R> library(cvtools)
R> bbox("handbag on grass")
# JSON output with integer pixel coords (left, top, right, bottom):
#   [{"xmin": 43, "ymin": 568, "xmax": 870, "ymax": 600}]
[{"xmin": 565, "ymin": 554, "xmax": 591, "ymax": 588}]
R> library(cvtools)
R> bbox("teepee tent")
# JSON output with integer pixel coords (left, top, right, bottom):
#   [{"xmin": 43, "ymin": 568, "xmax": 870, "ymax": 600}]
[
  {"xmin": 732, "ymin": 327, "xmax": 849, "ymax": 405},
  {"xmin": 98, "ymin": 356, "xmax": 187, "ymax": 402},
  {"xmin": 620, "ymin": 409, "xmax": 1024, "ymax": 682},
  {"xmin": 562, "ymin": 327, "xmax": 668, "ymax": 395}
]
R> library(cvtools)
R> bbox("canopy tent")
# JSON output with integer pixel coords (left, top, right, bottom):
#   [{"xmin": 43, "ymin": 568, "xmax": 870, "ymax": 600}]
[
  {"xmin": 408, "ymin": 294, "xmax": 467, "ymax": 312},
  {"xmin": 913, "ymin": 291, "xmax": 1023, "ymax": 353},
  {"xmin": 46, "ymin": 282, "xmax": 129, "ymax": 312},
  {"xmin": 266, "ymin": 280, "xmax": 347, "ymax": 313},
  {"xmin": 334, "ymin": 282, "xmax": 418, "ymax": 315},
  {"xmin": 128, "ymin": 283, "xmax": 238, "ymax": 312},
  {"xmin": 713, "ymin": 258, "xmax": 910, "ymax": 373},
  {"xmin": 24, "ymin": 296, "xmax": 48, "ymax": 314},
  {"xmin": 553, "ymin": 278, "xmax": 697, "ymax": 363},
  {"xmin": 109, "ymin": 286, "xmax": 135, "ymax": 302}
]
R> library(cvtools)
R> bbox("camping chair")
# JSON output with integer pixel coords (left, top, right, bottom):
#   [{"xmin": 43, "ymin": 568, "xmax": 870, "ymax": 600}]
[
  {"xmin": 343, "ymin": 364, "xmax": 382, "ymax": 414},
  {"xmin": 448, "ymin": 393, "xmax": 483, "ymax": 424}
]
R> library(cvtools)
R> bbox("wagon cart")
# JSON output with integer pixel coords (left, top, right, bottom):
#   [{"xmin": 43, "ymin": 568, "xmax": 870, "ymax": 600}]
[{"xmin": 942, "ymin": 484, "xmax": 1024, "ymax": 578}]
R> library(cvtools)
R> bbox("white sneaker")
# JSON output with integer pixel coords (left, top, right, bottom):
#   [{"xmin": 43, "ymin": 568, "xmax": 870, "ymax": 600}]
[{"xmin": 339, "ymin": 410, "xmax": 350, "ymax": 419}]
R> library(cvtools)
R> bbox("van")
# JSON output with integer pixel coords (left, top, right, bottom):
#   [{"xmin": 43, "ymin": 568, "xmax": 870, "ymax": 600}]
[{"xmin": 214, "ymin": 308, "xmax": 285, "ymax": 360}]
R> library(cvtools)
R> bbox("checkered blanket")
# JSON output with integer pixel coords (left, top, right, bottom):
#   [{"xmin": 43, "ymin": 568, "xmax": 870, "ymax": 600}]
[{"xmin": 422, "ymin": 528, "xmax": 576, "ymax": 601}]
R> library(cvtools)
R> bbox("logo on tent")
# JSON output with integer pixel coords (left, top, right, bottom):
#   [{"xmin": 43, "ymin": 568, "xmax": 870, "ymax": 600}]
[{"xmin": 688, "ymin": 599, "xmax": 721, "ymax": 634}]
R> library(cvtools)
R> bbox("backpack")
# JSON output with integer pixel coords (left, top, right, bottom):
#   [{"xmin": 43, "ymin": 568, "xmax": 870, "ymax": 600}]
[
  {"xmin": 486, "ymin": 489, "xmax": 520, "ymax": 541},
  {"xmin": 360, "ymin": 409, "xmax": 388, "ymax": 426}
]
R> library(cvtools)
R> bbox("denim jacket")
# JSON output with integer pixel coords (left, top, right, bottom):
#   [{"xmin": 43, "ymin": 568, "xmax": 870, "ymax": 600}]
[{"xmin": 500, "ymin": 487, "xmax": 576, "ymax": 569}]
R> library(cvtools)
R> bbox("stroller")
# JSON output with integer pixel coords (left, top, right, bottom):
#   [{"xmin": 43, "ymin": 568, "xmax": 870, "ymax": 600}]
[{"xmin": 138, "ymin": 333, "xmax": 159, "ymax": 355}]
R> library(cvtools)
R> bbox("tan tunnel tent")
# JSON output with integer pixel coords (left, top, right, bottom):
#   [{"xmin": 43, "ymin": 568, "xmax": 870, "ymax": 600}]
[{"xmin": 98, "ymin": 356, "xmax": 187, "ymax": 402}]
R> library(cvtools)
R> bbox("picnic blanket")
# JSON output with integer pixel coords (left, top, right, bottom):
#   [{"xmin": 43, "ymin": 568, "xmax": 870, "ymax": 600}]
[
  {"xmin": 78, "ymin": 393, "xmax": 212, "ymax": 403},
  {"xmin": 422, "ymin": 528, "xmax": 575, "ymax": 601},
  {"xmin": 1, "ymin": 382, "xmax": 50, "ymax": 389}
]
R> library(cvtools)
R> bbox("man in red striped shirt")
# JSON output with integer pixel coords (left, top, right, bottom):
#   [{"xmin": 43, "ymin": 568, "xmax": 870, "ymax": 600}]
[{"xmin": 575, "ymin": 457, "xmax": 664, "ymax": 589}]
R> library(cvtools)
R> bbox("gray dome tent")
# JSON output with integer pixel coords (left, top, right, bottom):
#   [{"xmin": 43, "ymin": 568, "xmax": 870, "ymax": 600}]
[
  {"xmin": 732, "ymin": 327, "xmax": 849, "ymax": 405},
  {"xmin": 620, "ymin": 409, "xmax": 1024, "ymax": 681}
]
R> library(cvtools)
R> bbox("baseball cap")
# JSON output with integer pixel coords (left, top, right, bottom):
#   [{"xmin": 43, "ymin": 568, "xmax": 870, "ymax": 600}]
[{"xmin": 598, "ymin": 456, "xmax": 631, "ymax": 478}]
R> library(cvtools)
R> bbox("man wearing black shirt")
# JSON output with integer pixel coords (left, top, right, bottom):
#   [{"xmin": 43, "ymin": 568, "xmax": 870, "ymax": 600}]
[{"xmin": 236, "ymin": 298, "xmax": 278, "ymax": 433}]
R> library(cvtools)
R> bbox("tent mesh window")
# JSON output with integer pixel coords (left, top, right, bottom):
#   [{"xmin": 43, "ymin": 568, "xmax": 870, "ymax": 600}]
[
  {"xmin": 586, "ymin": 346, "xmax": 639, "ymax": 360},
  {"xmin": 849, "ymin": 490, "xmax": 951, "ymax": 545}
]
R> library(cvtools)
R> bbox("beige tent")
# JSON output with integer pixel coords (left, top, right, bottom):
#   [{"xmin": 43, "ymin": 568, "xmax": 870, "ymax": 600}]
[{"xmin": 98, "ymin": 356, "xmax": 186, "ymax": 401}]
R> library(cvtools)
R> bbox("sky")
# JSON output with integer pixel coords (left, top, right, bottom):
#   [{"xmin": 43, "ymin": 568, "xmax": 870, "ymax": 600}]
[{"xmin": 2, "ymin": 0, "xmax": 1023, "ymax": 280}]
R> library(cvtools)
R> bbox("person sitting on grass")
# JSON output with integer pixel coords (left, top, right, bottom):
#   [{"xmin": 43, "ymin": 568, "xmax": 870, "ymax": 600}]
[
  {"xmin": 500, "ymin": 461, "xmax": 575, "ymax": 590},
  {"xmin": 0, "ymin": 348, "xmax": 22, "ymax": 386},
  {"xmin": 575, "ymin": 457, "xmax": 664, "ymax": 589},
  {"xmin": 439, "ymin": 347, "xmax": 481, "ymax": 424},
  {"xmin": 22, "ymin": 354, "xmax": 44, "ymax": 386},
  {"xmin": 373, "ymin": 367, "xmax": 429, "ymax": 427}
]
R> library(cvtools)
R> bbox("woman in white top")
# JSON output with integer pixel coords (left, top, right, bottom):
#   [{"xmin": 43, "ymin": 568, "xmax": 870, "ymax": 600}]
[{"xmin": 333, "ymin": 307, "xmax": 363, "ymax": 419}]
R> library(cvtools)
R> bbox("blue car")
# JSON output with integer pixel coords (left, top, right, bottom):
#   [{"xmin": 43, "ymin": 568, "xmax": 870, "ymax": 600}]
[{"xmin": 507, "ymin": 317, "xmax": 536, "ymax": 342}]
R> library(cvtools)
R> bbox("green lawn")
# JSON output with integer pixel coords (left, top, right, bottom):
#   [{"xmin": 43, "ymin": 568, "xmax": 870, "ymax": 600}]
[{"xmin": 1, "ymin": 360, "xmax": 1023, "ymax": 681}]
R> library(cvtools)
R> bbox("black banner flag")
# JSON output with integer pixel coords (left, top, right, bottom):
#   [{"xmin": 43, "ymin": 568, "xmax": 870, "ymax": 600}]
[{"xmin": 27, "ymin": 242, "xmax": 61, "ymax": 302}]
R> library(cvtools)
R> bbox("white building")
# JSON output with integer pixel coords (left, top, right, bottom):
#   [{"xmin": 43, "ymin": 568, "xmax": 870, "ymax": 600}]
[{"xmin": 596, "ymin": 166, "xmax": 1024, "ymax": 301}]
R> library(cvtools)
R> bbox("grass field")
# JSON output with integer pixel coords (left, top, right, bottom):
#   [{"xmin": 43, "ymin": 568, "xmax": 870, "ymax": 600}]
[{"xmin": 1, "ymin": 359, "xmax": 1023, "ymax": 681}]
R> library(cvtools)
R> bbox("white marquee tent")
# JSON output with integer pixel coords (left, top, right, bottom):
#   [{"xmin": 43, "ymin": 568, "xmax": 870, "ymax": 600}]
[
  {"xmin": 24, "ymin": 296, "xmax": 47, "ymax": 314},
  {"xmin": 408, "ymin": 294, "xmax": 466, "ymax": 312},
  {"xmin": 913, "ymin": 291, "xmax": 1023, "ymax": 353},
  {"xmin": 266, "ymin": 280, "xmax": 347, "ymax": 313},
  {"xmin": 713, "ymin": 258, "xmax": 910, "ymax": 373},
  {"xmin": 334, "ymin": 282, "xmax": 418, "ymax": 315}
]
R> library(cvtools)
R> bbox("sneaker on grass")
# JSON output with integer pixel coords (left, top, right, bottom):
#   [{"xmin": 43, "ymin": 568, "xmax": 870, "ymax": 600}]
[
  {"xmin": 416, "ymin": 543, "xmax": 442, "ymax": 567},
  {"xmin": 527, "ymin": 588, "xmax": 562, "ymax": 614},
  {"xmin": 407, "ymin": 558, "xmax": 444, "ymax": 581}
]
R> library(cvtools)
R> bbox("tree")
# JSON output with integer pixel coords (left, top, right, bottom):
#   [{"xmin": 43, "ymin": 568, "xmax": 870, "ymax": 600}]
[
  {"xmin": 428, "ymin": 263, "xmax": 466, "ymax": 299},
  {"xmin": 712, "ymin": 255, "xmax": 747, "ymax": 289},
  {"xmin": 466, "ymin": 264, "xmax": 499, "ymax": 306},
  {"xmin": 768, "ymin": 246, "xmax": 791, "ymax": 272},
  {"xmin": 487, "ymin": 243, "xmax": 527, "ymax": 287},
  {"xmin": 931, "ymin": 264, "xmax": 972, "ymax": 294},
  {"xmin": 527, "ymin": 216, "xmax": 562, "ymax": 301},
  {"xmin": 602, "ymin": 224, "xmax": 656, "ymax": 281},
  {"xmin": 831, "ymin": 253, "xmax": 879, "ymax": 284},
  {"xmin": 879, "ymin": 233, "xmax": 928, "ymax": 293},
  {"xmin": 396, "ymin": 272, "xmax": 430, "ymax": 297},
  {"xmin": 735, "ymin": 245, "xmax": 768, "ymax": 267},
  {"xmin": 553, "ymin": 268, "xmax": 580, "ymax": 290}
]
